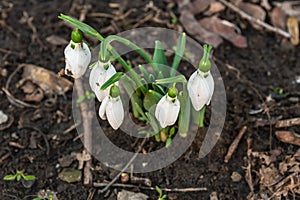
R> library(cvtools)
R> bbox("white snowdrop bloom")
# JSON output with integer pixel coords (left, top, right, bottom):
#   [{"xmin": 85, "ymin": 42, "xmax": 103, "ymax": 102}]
[
  {"xmin": 64, "ymin": 41, "xmax": 91, "ymax": 79},
  {"xmin": 99, "ymin": 85, "xmax": 124, "ymax": 130},
  {"xmin": 187, "ymin": 70, "xmax": 214, "ymax": 111},
  {"xmin": 89, "ymin": 61, "xmax": 117, "ymax": 102},
  {"xmin": 155, "ymin": 93, "xmax": 180, "ymax": 128}
]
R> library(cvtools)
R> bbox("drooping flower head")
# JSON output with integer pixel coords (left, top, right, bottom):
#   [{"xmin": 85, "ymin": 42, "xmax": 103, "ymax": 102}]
[
  {"xmin": 155, "ymin": 87, "xmax": 180, "ymax": 128},
  {"xmin": 187, "ymin": 45, "xmax": 214, "ymax": 111},
  {"xmin": 64, "ymin": 29, "xmax": 91, "ymax": 79},
  {"xmin": 99, "ymin": 84, "xmax": 124, "ymax": 130},
  {"xmin": 89, "ymin": 61, "xmax": 117, "ymax": 102}
]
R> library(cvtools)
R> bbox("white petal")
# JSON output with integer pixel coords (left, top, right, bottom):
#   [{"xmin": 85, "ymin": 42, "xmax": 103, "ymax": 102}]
[
  {"xmin": 106, "ymin": 97, "xmax": 124, "ymax": 130},
  {"xmin": 187, "ymin": 70, "xmax": 211, "ymax": 111},
  {"xmin": 155, "ymin": 95, "xmax": 180, "ymax": 128},
  {"xmin": 89, "ymin": 61, "xmax": 117, "ymax": 102},
  {"xmin": 99, "ymin": 96, "xmax": 109, "ymax": 120},
  {"xmin": 205, "ymin": 72, "xmax": 214, "ymax": 105},
  {"xmin": 64, "ymin": 41, "xmax": 91, "ymax": 79}
]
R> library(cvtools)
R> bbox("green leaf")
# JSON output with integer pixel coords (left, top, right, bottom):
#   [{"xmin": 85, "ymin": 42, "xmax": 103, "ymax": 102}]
[
  {"xmin": 157, "ymin": 71, "xmax": 164, "ymax": 79},
  {"xmin": 100, "ymin": 72, "xmax": 124, "ymax": 90},
  {"xmin": 153, "ymin": 41, "xmax": 168, "ymax": 66},
  {"xmin": 178, "ymin": 84, "xmax": 191, "ymax": 137},
  {"xmin": 165, "ymin": 138, "xmax": 172, "ymax": 148},
  {"xmin": 16, "ymin": 174, "xmax": 21, "ymax": 182},
  {"xmin": 169, "ymin": 127, "xmax": 176, "ymax": 137},
  {"xmin": 131, "ymin": 92, "xmax": 143, "ymax": 119},
  {"xmin": 143, "ymin": 90, "xmax": 163, "ymax": 111},
  {"xmin": 154, "ymin": 133, "xmax": 161, "ymax": 142},
  {"xmin": 192, "ymin": 106, "xmax": 206, "ymax": 127},
  {"xmin": 156, "ymin": 75, "xmax": 187, "ymax": 84},
  {"xmin": 155, "ymin": 186, "xmax": 163, "ymax": 197},
  {"xmin": 152, "ymin": 83, "xmax": 166, "ymax": 95},
  {"xmin": 76, "ymin": 95, "xmax": 86, "ymax": 103},
  {"xmin": 58, "ymin": 14, "xmax": 100, "ymax": 38},
  {"xmin": 138, "ymin": 65, "xmax": 150, "ymax": 82},
  {"xmin": 3, "ymin": 174, "xmax": 16, "ymax": 181},
  {"xmin": 171, "ymin": 33, "xmax": 186, "ymax": 77},
  {"xmin": 32, "ymin": 198, "xmax": 44, "ymax": 200},
  {"xmin": 134, "ymin": 102, "xmax": 149, "ymax": 123},
  {"xmin": 23, "ymin": 175, "xmax": 36, "ymax": 181},
  {"xmin": 145, "ymin": 112, "xmax": 160, "ymax": 133},
  {"xmin": 162, "ymin": 194, "xmax": 167, "ymax": 199}
]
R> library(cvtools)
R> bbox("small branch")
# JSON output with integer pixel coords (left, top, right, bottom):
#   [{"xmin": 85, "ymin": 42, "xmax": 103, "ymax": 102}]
[
  {"xmin": 218, "ymin": 0, "xmax": 291, "ymax": 38},
  {"xmin": 275, "ymin": 117, "xmax": 300, "ymax": 128},
  {"xmin": 93, "ymin": 182, "xmax": 207, "ymax": 192},
  {"xmin": 224, "ymin": 126, "xmax": 247, "ymax": 163},
  {"xmin": 99, "ymin": 137, "xmax": 148, "ymax": 193}
]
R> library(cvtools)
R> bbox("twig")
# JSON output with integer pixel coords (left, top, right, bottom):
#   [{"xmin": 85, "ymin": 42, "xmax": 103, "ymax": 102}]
[
  {"xmin": 99, "ymin": 137, "xmax": 148, "ymax": 193},
  {"xmin": 93, "ymin": 182, "xmax": 207, "ymax": 192},
  {"xmin": 218, "ymin": 0, "xmax": 291, "ymax": 38},
  {"xmin": 224, "ymin": 126, "xmax": 247, "ymax": 163},
  {"xmin": 275, "ymin": 118, "xmax": 300, "ymax": 128}
]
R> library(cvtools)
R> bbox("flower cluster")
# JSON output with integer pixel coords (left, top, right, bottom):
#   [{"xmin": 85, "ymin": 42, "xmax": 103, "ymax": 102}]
[{"xmin": 61, "ymin": 14, "xmax": 215, "ymax": 144}]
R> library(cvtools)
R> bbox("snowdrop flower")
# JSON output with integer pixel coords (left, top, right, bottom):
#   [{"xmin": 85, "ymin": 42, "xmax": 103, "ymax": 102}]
[
  {"xmin": 89, "ymin": 61, "xmax": 117, "ymax": 102},
  {"xmin": 187, "ymin": 44, "xmax": 214, "ymax": 111},
  {"xmin": 155, "ymin": 87, "xmax": 180, "ymax": 128},
  {"xmin": 64, "ymin": 29, "xmax": 91, "ymax": 79},
  {"xmin": 99, "ymin": 85, "xmax": 124, "ymax": 130}
]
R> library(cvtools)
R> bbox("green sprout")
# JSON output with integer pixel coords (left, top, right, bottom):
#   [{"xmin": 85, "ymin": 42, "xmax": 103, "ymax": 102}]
[
  {"xmin": 156, "ymin": 185, "xmax": 167, "ymax": 200},
  {"xmin": 32, "ymin": 194, "xmax": 53, "ymax": 200},
  {"xmin": 76, "ymin": 90, "xmax": 96, "ymax": 103},
  {"xmin": 4, "ymin": 170, "xmax": 36, "ymax": 188},
  {"xmin": 271, "ymin": 86, "xmax": 288, "ymax": 96}
]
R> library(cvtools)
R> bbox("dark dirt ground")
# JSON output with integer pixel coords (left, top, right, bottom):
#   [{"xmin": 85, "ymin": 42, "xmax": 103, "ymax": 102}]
[{"xmin": 0, "ymin": 0, "xmax": 300, "ymax": 200}]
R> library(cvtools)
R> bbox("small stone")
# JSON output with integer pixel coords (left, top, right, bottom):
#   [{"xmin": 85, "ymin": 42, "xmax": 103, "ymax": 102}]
[
  {"xmin": 231, "ymin": 171, "xmax": 242, "ymax": 182},
  {"xmin": 58, "ymin": 168, "xmax": 82, "ymax": 183},
  {"xmin": 0, "ymin": 110, "xmax": 8, "ymax": 124},
  {"xmin": 289, "ymin": 97, "xmax": 299, "ymax": 103}
]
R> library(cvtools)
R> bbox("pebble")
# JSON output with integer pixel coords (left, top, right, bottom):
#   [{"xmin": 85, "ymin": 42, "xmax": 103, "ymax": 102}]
[
  {"xmin": 231, "ymin": 171, "xmax": 242, "ymax": 182},
  {"xmin": 289, "ymin": 97, "xmax": 299, "ymax": 103},
  {"xmin": 0, "ymin": 110, "xmax": 8, "ymax": 124}
]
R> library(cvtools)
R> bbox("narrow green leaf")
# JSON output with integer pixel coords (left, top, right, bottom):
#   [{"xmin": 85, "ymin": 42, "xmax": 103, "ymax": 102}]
[
  {"xmin": 153, "ymin": 41, "xmax": 168, "ymax": 76},
  {"xmin": 58, "ymin": 14, "xmax": 99, "ymax": 38},
  {"xmin": 154, "ymin": 133, "xmax": 161, "ymax": 142},
  {"xmin": 100, "ymin": 72, "xmax": 124, "ymax": 90},
  {"xmin": 32, "ymin": 198, "xmax": 44, "ymax": 200},
  {"xmin": 143, "ymin": 90, "xmax": 163, "ymax": 111},
  {"xmin": 162, "ymin": 194, "xmax": 167, "ymax": 199},
  {"xmin": 178, "ymin": 85, "xmax": 191, "ymax": 137},
  {"xmin": 16, "ymin": 174, "xmax": 21, "ymax": 182},
  {"xmin": 145, "ymin": 112, "xmax": 160, "ymax": 133},
  {"xmin": 138, "ymin": 65, "xmax": 150, "ymax": 82},
  {"xmin": 165, "ymin": 138, "xmax": 172, "ymax": 148},
  {"xmin": 171, "ymin": 33, "xmax": 186, "ymax": 77},
  {"xmin": 156, "ymin": 75, "xmax": 187, "ymax": 84},
  {"xmin": 23, "ymin": 175, "xmax": 36, "ymax": 181},
  {"xmin": 157, "ymin": 71, "xmax": 164, "ymax": 79},
  {"xmin": 169, "ymin": 127, "xmax": 176, "ymax": 137},
  {"xmin": 134, "ymin": 102, "xmax": 149, "ymax": 123},
  {"xmin": 76, "ymin": 96, "xmax": 85, "ymax": 103},
  {"xmin": 192, "ymin": 106, "xmax": 206, "ymax": 127},
  {"xmin": 152, "ymin": 83, "xmax": 166, "ymax": 95},
  {"xmin": 131, "ymin": 93, "xmax": 143, "ymax": 119},
  {"xmin": 3, "ymin": 174, "xmax": 16, "ymax": 181},
  {"xmin": 156, "ymin": 186, "xmax": 163, "ymax": 197}
]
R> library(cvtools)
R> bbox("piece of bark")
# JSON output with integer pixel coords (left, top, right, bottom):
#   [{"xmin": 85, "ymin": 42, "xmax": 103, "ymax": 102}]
[
  {"xmin": 199, "ymin": 16, "xmax": 247, "ymax": 48},
  {"xmin": 179, "ymin": 10, "xmax": 223, "ymax": 47},
  {"xmin": 270, "ymin": 7, "xmax": 287, "ymax": 30},
  {"xmin": 275, "ymin": 117, "xmax": 300, "ymax": 128},
  {"xmin": 275, "ymin": 131, "xmax": 300, "ymax": 146}
]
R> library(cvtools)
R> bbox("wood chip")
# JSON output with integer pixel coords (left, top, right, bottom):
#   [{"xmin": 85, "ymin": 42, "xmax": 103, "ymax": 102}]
[
  {"xmin": 275, "ymin": 117, "xmax": 300, "ymax": 128},
  {"xmin": 287, "ymin": 17, "xmax": 299, "ymax": 45},
  {"xmin": 275, "ymin": 131, "xmax": 300, "ymax": 146}
]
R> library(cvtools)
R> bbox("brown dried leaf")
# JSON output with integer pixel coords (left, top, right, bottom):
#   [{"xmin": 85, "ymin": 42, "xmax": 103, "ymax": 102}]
[
  {"xmin": 270, "ymin": 7, "xmax": 286, "ymax": 30},
  {"xmin": 204, "ymin": 2, "xmax": 225, "ymax": 16},
  {"xmin": 279, "ymin": 158, "xmax": 300, "ymax": 174},
  {"xmin": 199, "ymin": 16, "xmax": 247, "ymax": 48},
  {"xmin": 179, "ymin": 10, "xmax": 223, "ymax": 47},
  {"xmin": 46, "ymin": 35, "xmax": 68, "ymax": 46},
  {"xmin": 23, "ymin": 88, "xmax": 44, "ymax": 102},
  {"xmin": 20, "ymin": 64, "xmax": 72, "ymax": 96},
  {"xmin": 117, "ymin": 190, "xmax": 149, "ymax": 200},
  {"xmin": 275, "ymin": 131, "xmax": 300, "ymax": 146},
  {"xmin": 259, "ymin": 164, "xmax": 282, "ymax": 186},
  {"xmin": 236, "ymin": 2, "xmax": 266, "ymax": 30},
  {"xmin": 191, "ymin": 0, "xmax": 214, "ymax": 15},
  {"xmin": 20, "ymin": 81, "xmax": 37, "ymax": 94}
]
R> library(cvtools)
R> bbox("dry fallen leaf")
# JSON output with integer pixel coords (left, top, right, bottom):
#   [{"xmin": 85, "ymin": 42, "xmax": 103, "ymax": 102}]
[
  {"xmin": 204, "ymin": 2, "xmax": 225, "ymax": 16},
  {"xmin": 117, "ymin": 190, "xmax": 149, "ymax": 200},
  {"xmin": 199, "ymin": 16, "xmax": 247, "ymax": 48},
  {"xmin": 19, "ymin": 64, "xmax": 72, "ymax": 96},
  {"xmin": 275, "ymin": 131, "xmax": 300, "ymax": 146},
  {"xmin": 270, "ymin": 7, "xmax": 286, "ymax": 30},
  {"xmin": 259, "ymin": 164, "xmax": 281, "ymax": 186},
  {"xmin": 179, "ymin": 10, "xmax": 223, "ymax": 47},
  {"xmin": 46, "ymin": 35, "xmax": 68, "ymax": 46},
  {"xmin": 236, "ymin": 2, "xmax": 266, "ymax": 30}
]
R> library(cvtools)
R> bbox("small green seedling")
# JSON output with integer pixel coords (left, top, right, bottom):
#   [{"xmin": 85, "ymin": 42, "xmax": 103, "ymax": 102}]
[
  {"xmin": 76, "ymin": 90, "xmax": 96, "ymax": 103},
  {"xmin": 3, "ymin": 170, "xmax": 36, "ymax": 188},
  {"xmin": 271, "ymin": 87, "xmax": 288, "ymax": 96},
  {"xmin": 32, "ymin": 194, "xmax": 53, "ymax": 200},
  {"xmin": 156, "ymin": 185, "xmax": 167, "ymax": 200}
]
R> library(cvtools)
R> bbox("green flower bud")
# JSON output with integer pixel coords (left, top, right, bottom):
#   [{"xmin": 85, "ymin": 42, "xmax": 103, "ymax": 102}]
[
  {"xmin": 168, "ymin": 87, "xmax": 178, "ymax": 98},
  {"xmin": 199, "ymin": 44, "xmax": 212, "ymax": 73},
  {"xmin": 110, "ymin": 85, "xmax": 120, "ymax": 98},
  {"xmin": 71, "ymin": 29, "xmax": 83, "ymax": 43}
]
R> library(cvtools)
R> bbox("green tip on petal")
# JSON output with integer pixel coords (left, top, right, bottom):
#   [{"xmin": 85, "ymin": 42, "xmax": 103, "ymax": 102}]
[
  {"xmin": 168, "ymin": 87, "xmax": 178, "ymax": 98},
  {"xmin": 71, "ymin": 29, "xmax": 83, "ymax": 43},
  {"xmin": 199, "ymin": 44, "xmax": 212, "ymax": 73},
  {"xmin": 110, "ymin": 85, "xmax": 120, "ymax": 98}
]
